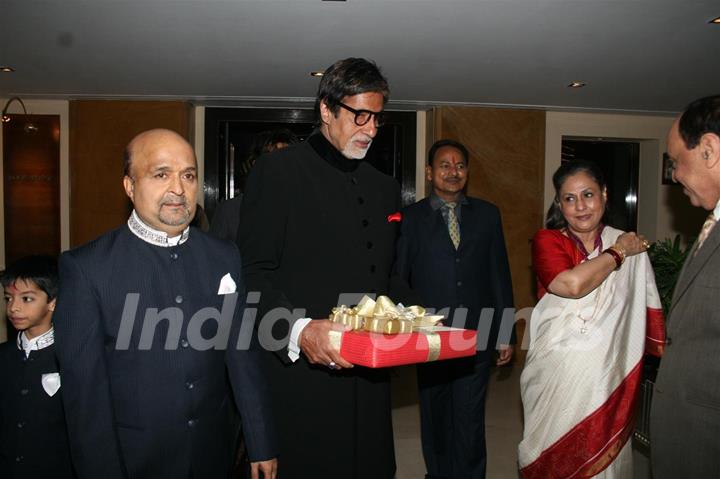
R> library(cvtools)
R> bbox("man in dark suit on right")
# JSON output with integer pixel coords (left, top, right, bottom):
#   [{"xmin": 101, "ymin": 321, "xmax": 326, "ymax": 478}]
[
  {"xmin": 651, "ymin": 95, "xmax": 720, "ymax": 478},
  {"xmin": 395, "ymin": 139, "xmax": 514, "ymax": 479}
]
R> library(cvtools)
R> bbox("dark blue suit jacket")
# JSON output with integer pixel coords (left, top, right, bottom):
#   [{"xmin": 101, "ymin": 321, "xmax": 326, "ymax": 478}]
[
  {"xmin": 394, "ymin": 197, "xmax": 515, "ymax": 358},
  {"xmin": 53, "ymin": 225, "xmax": 276, "ymax": 479}
]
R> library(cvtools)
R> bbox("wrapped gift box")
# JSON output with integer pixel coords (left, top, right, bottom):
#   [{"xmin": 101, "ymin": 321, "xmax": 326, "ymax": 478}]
[
  {"xmin": 330, "ymin": 326, "xmax": 477, "ymax": 368},
  {"xmin": 327, "ymin": 295, "xmax": 477, "ymax": 368}
]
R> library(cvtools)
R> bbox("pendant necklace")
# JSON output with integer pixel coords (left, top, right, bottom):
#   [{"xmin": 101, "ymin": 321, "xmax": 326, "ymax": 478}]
[{"xmin": 577, "ymin": 283, "xmax": 603, "ymax": 334}]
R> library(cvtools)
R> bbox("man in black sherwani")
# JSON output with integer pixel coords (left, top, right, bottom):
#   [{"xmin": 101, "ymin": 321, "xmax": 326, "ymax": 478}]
[
  {"xmin": 238, "ymin": 58, "xmax": 404, "ymax": 478},
  {"xmin": 54, "ymin": 129, "xmax": 277, "ymax": 479}
]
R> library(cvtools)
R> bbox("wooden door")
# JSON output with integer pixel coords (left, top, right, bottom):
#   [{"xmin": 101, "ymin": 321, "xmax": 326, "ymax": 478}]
[
  {"xmin": 3, "ymin": 114, "xmax": 61, "ymax": 264},
  {"xmin": 433, "ymin": 107, "xmax": 545, "ymax": 310}
]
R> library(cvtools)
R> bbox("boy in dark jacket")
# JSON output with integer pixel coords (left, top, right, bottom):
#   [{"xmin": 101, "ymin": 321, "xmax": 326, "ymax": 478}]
[{"xmin": 0, "ymin": 255, "xmax": 75, "ymax": 478}]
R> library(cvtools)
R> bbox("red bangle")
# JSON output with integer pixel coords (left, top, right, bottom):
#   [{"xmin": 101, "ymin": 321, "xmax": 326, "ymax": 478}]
[{"xmin": 603, "ymin": 247, "xmax": 623, "ymax": 269}]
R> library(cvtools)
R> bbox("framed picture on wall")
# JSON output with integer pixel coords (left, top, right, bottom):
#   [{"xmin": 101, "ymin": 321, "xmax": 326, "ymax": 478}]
[{"xmin": 662, "ymin": 152, "xmax": 675, "ymax": 185}]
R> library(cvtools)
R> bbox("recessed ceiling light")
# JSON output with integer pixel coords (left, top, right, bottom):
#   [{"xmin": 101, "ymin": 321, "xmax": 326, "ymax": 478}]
[
  {"xmin": 567, "ymin": 81, "xmax": 586, "ymax": 88},
  {"xmin": 310, "ymin": 71, "xmax": 324, "ymax": 77},
  {"xmin": 0, "ymin": 66, "xmax": 15, "ymax": 73},
  {"xmin": 710, "ymin": 16, "xmax": 720, "ymax": 24}
]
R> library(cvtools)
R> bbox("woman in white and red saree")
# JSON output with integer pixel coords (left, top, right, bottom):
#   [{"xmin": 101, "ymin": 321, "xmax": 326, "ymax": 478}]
[{"xmin": 519, "ymin": 161, "xmax": 665, "ymax": 478}]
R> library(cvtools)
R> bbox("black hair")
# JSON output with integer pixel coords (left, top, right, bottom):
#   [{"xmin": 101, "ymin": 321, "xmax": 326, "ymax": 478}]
[
  {"xmin": 257, "ymin": 128, "xmax": 299, "ymax": 155},
  {"xmin": 247, "ymin": 128, "xmax": 300, "ymax": 166},
  {"xmin": 545, "ymin": 160, "xmax": 609, "ymax": 229},
  {"xmin": 314, "ymin": 58, "xmax": 389, "ymax": 123},
  {"xmin": 123, "ymin": 145, "xmax": 132, "ymax": 177},
  {"xmin": 1, "ymin": 255, "xmax": 59, "ymax": 300},
  {"xmin": 678, "ymin": 94, "xmax": 720, "ymax": 149},
  {"xmin": 427, "ymin": 139, "xmax": 469, "ymax": 166}
]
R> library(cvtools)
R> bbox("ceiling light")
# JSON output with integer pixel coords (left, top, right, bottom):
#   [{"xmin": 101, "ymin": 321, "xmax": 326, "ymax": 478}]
[
  {"xmin": 710, "ymin": 16, "xmax": 720, "ymax": 24},
  {"xmin": 0, "ymin": 66, "xmax": 14, "ymax": 73},
  {"xmin": 567, "ymin": 81, "xmax": 586, "ymax": 88},
  {"xmin": 310, "ymin": 71, "xmax": 324, "ymax": 77}
]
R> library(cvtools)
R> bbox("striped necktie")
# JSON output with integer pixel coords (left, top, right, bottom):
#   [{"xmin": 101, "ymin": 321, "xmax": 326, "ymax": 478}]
[
  {"xmin": 443, "ymin": 202, "xmax": 461, "ymax": 249},
  {"xmin": 695, "ymin": 213, "xmax": 717, "ymax": 256}
]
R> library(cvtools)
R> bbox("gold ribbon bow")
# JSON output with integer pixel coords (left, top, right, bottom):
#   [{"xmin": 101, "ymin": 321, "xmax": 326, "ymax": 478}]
[{"xmin": 330, "ymin": 295, "xmax": 443, "ymax": 334}]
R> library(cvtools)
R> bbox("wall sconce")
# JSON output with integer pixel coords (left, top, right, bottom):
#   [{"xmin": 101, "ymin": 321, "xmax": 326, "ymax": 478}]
[{"xmin": 1, "ymin": 97, "xmax": 38, "ymax": 133}]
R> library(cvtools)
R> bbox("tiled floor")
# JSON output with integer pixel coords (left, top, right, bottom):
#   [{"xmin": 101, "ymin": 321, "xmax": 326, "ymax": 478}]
[
  {"xmin": 392, "ymin": 360, "xmax": 653, "ymax": 478},
  {"xmin": 391, "ymin": 363, "xmax": 522, "ymax": 479}
]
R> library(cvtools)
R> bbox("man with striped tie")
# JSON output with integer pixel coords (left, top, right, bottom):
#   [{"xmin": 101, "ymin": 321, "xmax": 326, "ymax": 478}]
[
  {"xmin": 394, "ymin": 139, "xmax": 515, "ymax": 479},
  {"xmin": 651, "ymin": 94, "xmax": 720, "ymax": 478}
]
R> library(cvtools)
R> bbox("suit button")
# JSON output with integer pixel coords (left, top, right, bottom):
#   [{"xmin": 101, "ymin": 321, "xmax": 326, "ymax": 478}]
[
  {"xmin": 20, "ymin": 389, "xmax": 28, "ymax": 395},
  {"xmin": 665, "ymin": 337, "xmax": 672, "ymax": 346},
  {"xmin": 358, "ymin": 197, "xmax": 365, "ymax": 205},
  {"xmin": 15, "ymin": 456, "xmax": 23, "ymax": 462},
  {"xmin": 366, "ymin": 242, "xmax": 373, "ymax": 249},
  {"xmin": 180, "ymin": 339, "xmax": 189, "ymax": 348},
  {"xmin": 457, "ymin": 281, "xmax": 463, "ymax": 287},
  {"xmin": 187, "ymin": 419, "xmax": 197, "ymax": 428},
  {"xmin": 170, "ymin": 252, "xmax": 179, "ymax": 260},
  {"xmin": 175, "ymin": 295, "xmax": 183, "ymax": 304},
  {"xmin": 17, "ymin": 421, "xmax": 24, "ymax": 428},
  {"xmin": 362, "ymin": 219, "xmax": 369, "ymax": 227},
  {"xmin": 186, "ymin": 381, "xmax": 194, "ymax": 390}
]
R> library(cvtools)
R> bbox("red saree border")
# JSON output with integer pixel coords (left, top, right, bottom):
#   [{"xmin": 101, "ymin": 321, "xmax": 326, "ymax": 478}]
[
  {"xmin": 520, "ymin": 361, "xmax": 643, "ymax": 479},
  {"xmin": 645, "ymin": 307, "xmax": 665, "ymax": 357}
]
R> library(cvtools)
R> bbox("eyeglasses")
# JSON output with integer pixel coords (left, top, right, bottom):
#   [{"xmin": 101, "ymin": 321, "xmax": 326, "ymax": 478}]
[{"xmin": 337, "ymin": 102, "xmax": 386, "ymax": 127}]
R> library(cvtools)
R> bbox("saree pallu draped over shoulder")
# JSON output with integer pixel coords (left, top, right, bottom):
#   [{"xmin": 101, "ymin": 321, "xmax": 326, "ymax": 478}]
[{"xmin": 519, "ymin": 226, "xmax": 664, "ymax": 478}]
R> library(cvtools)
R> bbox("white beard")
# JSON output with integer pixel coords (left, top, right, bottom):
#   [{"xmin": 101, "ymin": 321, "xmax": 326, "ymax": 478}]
[{"xmin": 342, "ymin": 137, "xmax": 373, "ymax": 160}]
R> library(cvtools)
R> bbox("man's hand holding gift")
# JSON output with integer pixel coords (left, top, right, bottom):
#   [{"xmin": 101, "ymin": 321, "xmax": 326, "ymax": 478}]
[{"xmin": 299, "ymin": 320, "xmax": 354, "ymax": 369}]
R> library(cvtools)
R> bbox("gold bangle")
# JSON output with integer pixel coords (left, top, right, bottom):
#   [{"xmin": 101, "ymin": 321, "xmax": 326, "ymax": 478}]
[{"xmin": 611, "ymin": 244, "xmax": 626, "ymax": 262}]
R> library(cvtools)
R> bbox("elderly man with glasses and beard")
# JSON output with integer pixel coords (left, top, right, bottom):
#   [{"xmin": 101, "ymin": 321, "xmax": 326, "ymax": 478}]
[{"xmin": 238, "ymin": 58, "xmax": 411, "ymax": 478}]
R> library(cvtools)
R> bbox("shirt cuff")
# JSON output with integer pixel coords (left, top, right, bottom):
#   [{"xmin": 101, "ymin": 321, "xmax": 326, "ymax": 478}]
[{"xmin": 288, "ymin": 317, "xmax": 313, "ymax": 362}]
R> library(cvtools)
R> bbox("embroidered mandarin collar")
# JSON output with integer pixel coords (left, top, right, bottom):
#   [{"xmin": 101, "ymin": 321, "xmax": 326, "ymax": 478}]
[
  {"xmin": 128, "ymin": 210, "xmax": 189, "ymax": 247},
  {"xmin": 17, "ymin": 326, "xmax": 55, "ymax": 357}
]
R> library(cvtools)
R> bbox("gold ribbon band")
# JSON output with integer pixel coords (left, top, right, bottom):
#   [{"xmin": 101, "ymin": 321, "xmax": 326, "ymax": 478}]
[{"xmin": 424, "ymin": 331, "xmax": 442, "ymax": 362}]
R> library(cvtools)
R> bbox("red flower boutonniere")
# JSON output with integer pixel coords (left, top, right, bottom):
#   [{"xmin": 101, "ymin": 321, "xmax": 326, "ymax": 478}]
[{"xmin": 387, "ymin": 212, "xmax": 402, "ymax": 223}]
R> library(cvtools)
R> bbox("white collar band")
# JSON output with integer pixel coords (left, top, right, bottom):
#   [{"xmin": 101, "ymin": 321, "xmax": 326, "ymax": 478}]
[
  {"xmin": 128, "ymin": 210, "xmax": 189, "ymax": 247},
  {"xmin": 17, "ymin": 326, "xmax": 55, "ymax": 357}
]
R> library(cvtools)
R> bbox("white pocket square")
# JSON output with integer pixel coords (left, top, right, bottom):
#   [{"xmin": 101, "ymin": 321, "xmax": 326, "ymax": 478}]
[
  {"xmin": 218, "ymin": 273, "xmax": 237, "ymax": 295},
  {"xmin": 41, "ymin": 373, "xmax": 61, "ymax": 397}
]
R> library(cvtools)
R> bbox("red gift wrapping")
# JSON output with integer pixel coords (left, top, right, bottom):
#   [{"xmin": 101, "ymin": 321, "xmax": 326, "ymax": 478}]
[{"xmin": 333, "ymin": 327, "xmax": 477, "ymax": 368}]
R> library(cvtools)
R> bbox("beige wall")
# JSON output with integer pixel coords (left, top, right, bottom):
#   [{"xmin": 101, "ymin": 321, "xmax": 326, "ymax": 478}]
[
  {"xmin": 544, "ymin": 111, "xmax": 702, "ymax": 242},
  {"xmin": 192, "ymin": 105, "xmax": 206, "ymax": 206}
]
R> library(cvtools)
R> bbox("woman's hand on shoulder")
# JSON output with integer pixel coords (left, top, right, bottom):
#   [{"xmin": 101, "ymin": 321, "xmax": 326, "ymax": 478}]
[{"xmin": 614, "ymin": 232, "xmax": 649, "ymax": 257}]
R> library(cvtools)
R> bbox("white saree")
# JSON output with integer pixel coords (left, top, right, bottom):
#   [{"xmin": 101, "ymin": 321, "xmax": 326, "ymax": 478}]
[{"xmin": 519, "ymin": 226, "xmax": 664, "ymax": 479}]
